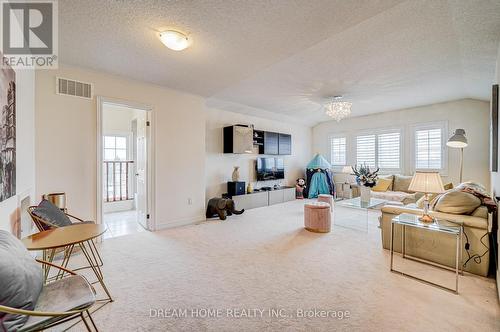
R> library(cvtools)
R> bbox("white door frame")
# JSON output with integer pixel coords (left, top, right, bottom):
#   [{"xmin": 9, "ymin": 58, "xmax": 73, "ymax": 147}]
[{"xmin": 96, "ymin": 96, "xmax": 156, "ymax": 230}]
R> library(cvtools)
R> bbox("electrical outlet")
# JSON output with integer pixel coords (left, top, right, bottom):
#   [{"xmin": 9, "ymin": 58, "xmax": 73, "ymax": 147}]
[{"xmin": 188, "ymin": 198, "xmax": 192, "ymax": 205}]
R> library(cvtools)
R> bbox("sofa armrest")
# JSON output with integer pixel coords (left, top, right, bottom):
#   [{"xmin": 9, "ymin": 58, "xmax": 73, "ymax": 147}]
[{"xmin": 380, "ymin": 205, "xmax": 488, "ymax": 230}]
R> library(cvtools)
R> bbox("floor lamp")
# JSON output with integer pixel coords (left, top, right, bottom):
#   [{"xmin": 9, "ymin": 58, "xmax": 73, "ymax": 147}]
[{"xmin": 446, "ymin": 129, "xmax": 468, "ymax": 183}]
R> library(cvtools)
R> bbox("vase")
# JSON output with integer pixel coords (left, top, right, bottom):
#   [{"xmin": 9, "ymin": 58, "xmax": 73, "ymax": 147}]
[
  {"xmin": 232, "ymin": 166, "xmax": 240, "ymax": 182},
  {"xmin": 247, "ymin": 182, "xmax": 253, "ymax": 194},
  {"xmin": 360, "ymin": 186, "xmax": 371, "ymax": 203}
]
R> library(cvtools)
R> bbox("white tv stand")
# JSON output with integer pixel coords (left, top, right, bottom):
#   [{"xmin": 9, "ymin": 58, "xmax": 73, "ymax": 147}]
[{"xmin": 232, "ymin": 187, "xmax": 295, "ymax": 210}]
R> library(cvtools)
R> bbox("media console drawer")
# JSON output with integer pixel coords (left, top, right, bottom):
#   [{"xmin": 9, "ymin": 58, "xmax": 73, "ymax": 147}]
[
  {"xmin": 232, "ymin": 187, "xmax": 296, "ymax": 210},
  {"xmin": 268, "ymin": 190, "xmax": 284, "ymax": 205},
  {"xmin": 232, "ymin": 191, "xmax": 268, "ymax": 210},
  {"xmin": 282, "ymin": 188, "xmax": 296, "ymax": 202}
]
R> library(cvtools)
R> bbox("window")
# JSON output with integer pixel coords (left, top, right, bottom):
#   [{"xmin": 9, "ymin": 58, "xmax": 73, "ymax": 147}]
[
  {"xmin": 378, "ymin": 132, "xmax": 400, "ymax": 170},
  {"xmin": 104, "ymin": 135, "xmax": 128, "ymax": 161},
  {"xmin": 356, "ymin": 131, "xmax": 401, "ymax": 171},
  {"xmin": 330, "ymin": 136, "xmax": 346, "ymax": 166},
  {"xmin": 356, "ymin": 134, "xmax": 376, "ymax": 168},
  {"xmin": 415, "ymin": 127, "xmax": 442, "ymax": 170}
]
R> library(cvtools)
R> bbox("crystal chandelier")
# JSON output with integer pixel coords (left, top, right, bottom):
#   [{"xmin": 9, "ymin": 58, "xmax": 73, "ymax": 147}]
[{"xmin": 325, "ymin": 96, "xmax": 352, "ymax": 122}]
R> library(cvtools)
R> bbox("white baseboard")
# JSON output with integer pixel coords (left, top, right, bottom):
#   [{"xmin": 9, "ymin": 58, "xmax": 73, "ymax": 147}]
[{"xmin": 154, "ymin": 214, "xmax": 205, "ymax": 231}]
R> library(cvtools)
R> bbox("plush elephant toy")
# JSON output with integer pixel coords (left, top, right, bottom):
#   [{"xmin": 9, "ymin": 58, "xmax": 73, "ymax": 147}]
[{"xmin": 206, "ymin": 198, "xmax": 244, "ymax": 220}]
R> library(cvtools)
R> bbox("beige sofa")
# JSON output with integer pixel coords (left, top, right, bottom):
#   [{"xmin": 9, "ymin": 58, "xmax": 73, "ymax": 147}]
[
  {"xmin": 351, "ymin": 174, "xmax": 422, "ymax": 205},
  {"xmin": 380, "ymin": 205, "xmax": 490, "ymax": 276}
]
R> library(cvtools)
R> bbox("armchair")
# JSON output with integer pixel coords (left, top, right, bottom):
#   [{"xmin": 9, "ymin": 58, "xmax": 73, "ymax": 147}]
[
  {"xmin": 27, "ymin": 203, "xmax": 103, "ymax": 281},
  {"xmin": 27, "ymin": 205, "xmax": 97, "ymax": 232},
  {"xmin": 0, "ymin": 230, "xmax": 99, "ymax": 332},
  {"xmin": 0, "ymin": 259, "xmax": 98, "ymax": 332}
]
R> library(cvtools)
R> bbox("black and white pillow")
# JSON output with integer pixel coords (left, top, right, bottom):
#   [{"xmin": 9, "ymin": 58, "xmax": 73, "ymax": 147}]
[{"xmin": 32, "ymin": 199, "xmax": 72, "ymax": 229}]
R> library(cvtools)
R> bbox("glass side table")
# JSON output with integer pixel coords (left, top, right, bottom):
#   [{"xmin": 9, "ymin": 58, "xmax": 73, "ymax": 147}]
[
  {"xmin": 390, "ymin": 213, "xmax": 463, "ymax": 294},
  {"xmin": 335, "ymin": 197, "xmax": 387, "ymax": 232}
]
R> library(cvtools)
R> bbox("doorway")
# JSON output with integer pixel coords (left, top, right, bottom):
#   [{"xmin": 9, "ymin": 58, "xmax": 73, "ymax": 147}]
[{"xmin": 97, "ymin": 98, "xmax": 154, "ymax": 239}]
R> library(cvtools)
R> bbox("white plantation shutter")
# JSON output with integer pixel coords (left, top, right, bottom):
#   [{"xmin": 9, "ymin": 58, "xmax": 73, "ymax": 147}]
[
  {"xmin": 378, "ymin": 132, "xmax": 400, "ymax": 170},
  {"xmin": 330, "ymin": 137, "xmax": 346, "ymax": 166},
  {"xmin": 415, "ymin": 128, "xmax": 442, "ymax": 169},
  {"xmin": 356, "ymin": 135, "xmax": 376, "ymax": 168}
]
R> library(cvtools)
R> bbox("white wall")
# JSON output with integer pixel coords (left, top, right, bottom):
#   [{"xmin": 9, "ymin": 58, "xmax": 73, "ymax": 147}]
[
  {"xmin": 313, "ymin": 99, "xmax": 490, "ymax": 189},
  {"xmin": 102, "ymin": 105, "xmax": 136, "ymax": 134},
  {"xmin": 205, "ymin": 107, "xmax": 312, "ymax": 200},
  {"xmin": 0, "ymin": 68, "xmax": 36, "ymax": 236},
  {"xmin": 35, "ymin": 65, "xmax": 206, "ymax": 229}
]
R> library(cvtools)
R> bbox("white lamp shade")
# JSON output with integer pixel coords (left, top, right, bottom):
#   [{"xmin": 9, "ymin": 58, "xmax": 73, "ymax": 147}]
[
  {"xmin": 447, "ymin": 129, "xmax": 468, "ymax": 148},
  {"xmin": 342, "ymin": 166, "xmax": 352, "ymax": 174},
  {"xmin": 408, "ymin": 171, "xmax": 445, "ymax": 194}
]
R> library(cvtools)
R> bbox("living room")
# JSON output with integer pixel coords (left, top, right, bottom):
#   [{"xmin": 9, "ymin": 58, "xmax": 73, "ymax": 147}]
[{"xmin": 0, "ymin": 1, "xmax": 499, "ymax": 331}]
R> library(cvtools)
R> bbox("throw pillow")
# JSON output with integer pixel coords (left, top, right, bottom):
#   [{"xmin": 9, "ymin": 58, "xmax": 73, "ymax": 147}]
[
  {"xmin": 471, "ymin": 206, "xmax": 488, "ymax": 219},
  {"xmin": 379, "ymin": 175, "xmax": 394, "ymax": 191},
  {"xmin": 434, "ymin": 191, "xmax": 481, "ymax": 214},
  {"xmin": 416, "ymin": 183, "xmax": 453, "ymax": 208},
  {"xmin": 372, "ymin": 178, "xmax": 392, "ymax": 192},
  {"xmin": 31, "ymin": 199, "xmax": 72, "ymax": 228},
  {"xmin": 393, "ymin": 175, "xmax": 414, "ymax": 193},
  {"xmin": 0, "ymin": 230, "xmax": 43, "ymax": 331}
]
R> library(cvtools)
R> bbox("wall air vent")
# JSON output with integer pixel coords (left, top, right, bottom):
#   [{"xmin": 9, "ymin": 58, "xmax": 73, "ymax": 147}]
[{"xmin": 56, "ymin": 77, "xmax": 93, "ymax": 99}]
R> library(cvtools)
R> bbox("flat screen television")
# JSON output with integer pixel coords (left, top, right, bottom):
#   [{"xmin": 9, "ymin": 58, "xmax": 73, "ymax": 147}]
[{"xmin": 256, "ymin": 157, "xmax": 284, "ymax": 181}]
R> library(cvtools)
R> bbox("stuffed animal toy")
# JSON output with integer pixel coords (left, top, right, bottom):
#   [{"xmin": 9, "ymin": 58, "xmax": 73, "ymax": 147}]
[{"xmin": 296, "ymin": 178, "xmax": 306, "ymax": 199}]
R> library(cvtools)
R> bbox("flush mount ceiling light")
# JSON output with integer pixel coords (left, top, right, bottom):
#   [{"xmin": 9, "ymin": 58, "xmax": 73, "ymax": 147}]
[
  {"xmin": 159, "ymin": 30, "xmax": 191, "ymax": 51},
  {"xmin": 325, "ymin": 96, "xmax": 352, "ymax": 122}
]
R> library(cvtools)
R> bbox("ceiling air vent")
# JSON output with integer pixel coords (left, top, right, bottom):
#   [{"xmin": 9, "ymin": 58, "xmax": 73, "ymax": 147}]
[{"xmin": 56, "ymin": 77, "xmax": 92, "ymax": 99}]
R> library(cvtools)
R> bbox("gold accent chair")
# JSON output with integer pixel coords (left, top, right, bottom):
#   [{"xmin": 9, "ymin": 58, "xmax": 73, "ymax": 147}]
[{"xmin": 27, "ymin": 206, "xmax": 103, "ymax": 280}]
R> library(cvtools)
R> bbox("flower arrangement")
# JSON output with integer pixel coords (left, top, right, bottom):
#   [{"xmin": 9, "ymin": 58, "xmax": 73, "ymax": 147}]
[{"xmin": 352, "ymin": 164, "xmax": 379, "ymax": 188}]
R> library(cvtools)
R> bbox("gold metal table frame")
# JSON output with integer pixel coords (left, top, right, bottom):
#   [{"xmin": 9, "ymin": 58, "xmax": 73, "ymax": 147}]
[{"xmin": 22, "ymin": 224, "xmax": 113, "ymax": 303}]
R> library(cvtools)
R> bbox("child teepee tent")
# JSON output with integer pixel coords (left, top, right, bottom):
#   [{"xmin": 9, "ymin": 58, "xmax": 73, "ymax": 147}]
[{"xmin": 304, "ymin": 154, "xmax": 335, "ymax": 198}]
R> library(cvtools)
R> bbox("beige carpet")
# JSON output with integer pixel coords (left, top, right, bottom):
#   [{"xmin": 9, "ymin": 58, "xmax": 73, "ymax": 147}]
[{"xmin": 62, "ymin": 200, "xmax": 499, "ymax": 331}]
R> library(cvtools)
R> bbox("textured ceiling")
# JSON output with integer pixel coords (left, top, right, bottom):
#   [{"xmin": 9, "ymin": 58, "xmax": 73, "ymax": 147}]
[{"xmin": 59, "ymin": 0, "xmax": 500, "ymax": 125}]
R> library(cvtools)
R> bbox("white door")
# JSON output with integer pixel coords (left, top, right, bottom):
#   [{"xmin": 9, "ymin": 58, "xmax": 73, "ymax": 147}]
[{"xmin": 135, "ymin": 113, "xmax": 148, "ymax": 228}]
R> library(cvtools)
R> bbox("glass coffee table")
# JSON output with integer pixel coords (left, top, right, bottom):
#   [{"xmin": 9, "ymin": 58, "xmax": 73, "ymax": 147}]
[
  {"xmin": 390, "ymin": 213, "xmax": 463, "ymax": 294},
  {"xmin": 334, "ymin": 197, "xmax": 388, "ymax": 231}
]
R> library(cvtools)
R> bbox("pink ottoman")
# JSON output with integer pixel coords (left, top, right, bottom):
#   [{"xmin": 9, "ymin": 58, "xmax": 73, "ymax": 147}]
[
  {"xmin": 304, "ymin": 202, "xmax": 331, "ymax": 233},
  {"xmin": 318, "ymin": 194, "xmax": 334, "ymax": 212}
]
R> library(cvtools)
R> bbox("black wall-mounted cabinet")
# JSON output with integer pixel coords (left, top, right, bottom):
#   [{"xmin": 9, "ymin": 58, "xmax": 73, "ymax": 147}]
[
  {"xmin": 259, "ymin": 131, "xmax": 291, "ymax": 155},
  {"xmin": 253, "ymin": 130, "xmax": 264, "ymax": 147},
  {"xmin": 278, "ymin": 133, "xmax": 291, "ymax": 155},
  {"xmin": 263, "ymin": 132, "xmax": 279, "ymax": 155},
  {"xmin": 223, "ymin": 125, "xmax": 254, "ymax": 154},
  {"xmin": 223, "ymin": 125, "xmax": 291, "ymax": 155}
]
